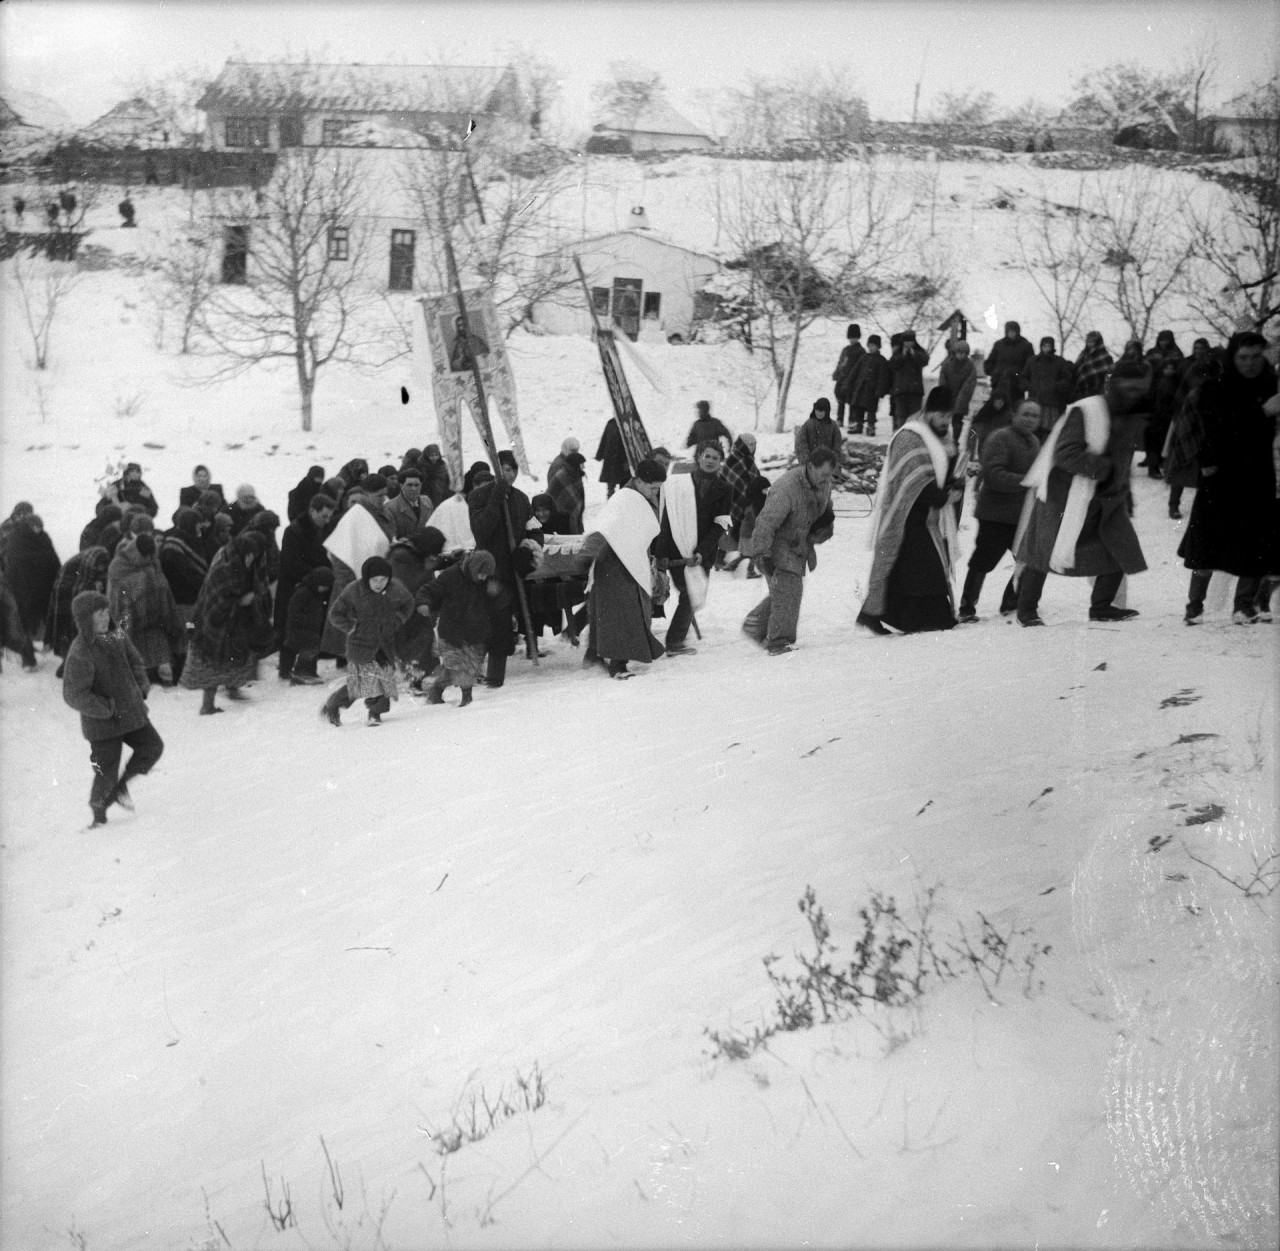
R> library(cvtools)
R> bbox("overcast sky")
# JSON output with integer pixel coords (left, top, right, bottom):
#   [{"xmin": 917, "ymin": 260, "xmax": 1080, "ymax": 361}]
[{"xmin": 2, "ymin": 0, "xmax": 1276, "ymax": 130}]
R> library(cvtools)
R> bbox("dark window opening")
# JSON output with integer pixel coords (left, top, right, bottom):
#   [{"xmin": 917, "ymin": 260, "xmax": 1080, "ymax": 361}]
[
  {"xmin": 278, "ymin": 116, "xmax": 303, "ymax": 148},
  {"xmin": 643, "ymin": 292, "xmax": 662, "ymax": 319},
  {"xmin": 225, "ymin": 116, "xmax": 269, "ymax": 148},
  {"xmin": 221, "ymin": 224, "xmax": 249, "ymax": 284},
  {"xmin": 322, "ymin": 119, "xmax": 352, "ymax": 146},
  {"xmin": 591, "ymin": 286, "xmax": 610, "ymax": 315},
  {"xmin": 328, "ymin": 226, "xmax": 350, "ymax": 261},
  {"xmin": 389, "ymin": 229, "xmax": 416, "ymax": 291}
]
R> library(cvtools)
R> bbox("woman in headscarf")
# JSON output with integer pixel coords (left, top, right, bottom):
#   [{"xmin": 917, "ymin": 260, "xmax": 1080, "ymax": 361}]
[
  {"xmin": 48, "ymin": 546, "xmax": 110, "ymax": 674},
  {"xmin": 4, "ymin": 514, "xmax": 62, "ymax": 642},
  {"xmin": 419, "ymin": 548, "xmax": 503, "ymax": 705},
  {"xmin": 857, "ymin": 387, "xmax": 961, "ymax": 634}
]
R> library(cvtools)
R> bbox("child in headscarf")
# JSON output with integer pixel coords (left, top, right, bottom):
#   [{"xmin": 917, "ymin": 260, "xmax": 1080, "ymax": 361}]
[{"xmin": 418, "ymin": 549, "xmax": 504, "ymax": 706}]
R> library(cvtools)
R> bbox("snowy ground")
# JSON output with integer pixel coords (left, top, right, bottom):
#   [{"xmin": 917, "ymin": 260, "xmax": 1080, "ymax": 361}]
[{"xmin": 2, "ymin": 153, "xmax": 1277, "ymax": 1250}]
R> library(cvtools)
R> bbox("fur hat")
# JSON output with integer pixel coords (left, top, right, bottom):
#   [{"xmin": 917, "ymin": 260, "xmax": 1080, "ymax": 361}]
[
  {"xmin": 72, "ymin": 590, "xmax": 109, "ymax": 636},
  {"xmin": 867, "ymin": 334, "xmax": 882, "ymax": 348},
  {"xmin": 134, "ymin": 532, "xmax": 156, "ymax": 559},
  {"xmin": 95, "ymin": 501, "xmax": 123, "ymax": 524},
  {"xmin": 127, "ymin": 513, "xmax": 155, "ymax": 535},
  {"xmin": 408, "ymin": 527, "xmax": 446, "ymax": 558},
  {"xmin": 635, "ymin": 458, "xmax": 667, "ymax": 483},
  {"xmin": 172, "ymin": 506, "xmax": 202, "ymax": 538},
  {"xmin": 695, "ymin": 399, "xmax": 711, "ymax": 415},
  {"xmin": 248, "ymin": 509, "xmax": 280, "ymax": 532},
  {"xmin": 361, "ymin": 555, "xmax": 393, "ymax": 585},
  {"xmin": 461, "ymin": 549, "xmax": 496, "ymax": 580},
  {"xmin": 301, "ymin": 565, "xmax": 335, "ymax": 592},
  {"xmin": 360, "ymin": 473, "xmax": 388, "ymax": 495},
  {"xmin": 925, "ymin": 385, "xmax": 955, "ymax": 412}
]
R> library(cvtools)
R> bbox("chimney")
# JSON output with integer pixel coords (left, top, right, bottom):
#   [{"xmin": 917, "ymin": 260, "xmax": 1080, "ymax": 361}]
[{"xmin": 629, "ymin": 205, "xmax": 650, "ymax": 230}]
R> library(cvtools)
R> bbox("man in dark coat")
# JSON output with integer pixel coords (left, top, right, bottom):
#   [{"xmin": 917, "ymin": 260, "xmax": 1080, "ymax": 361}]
[
  {"xmin": 1018, "ymin": 337, "xmax": 1075, "ymax": 434},
  {"xmin": 1013, "ymin": 362, "xmax": 1150, "ymax": 626},
  {"xmin": 1178, "ymin": 331, "xmax": 1279, "ymax": 624},
  {"xmin": 275, "ymin": 492, "xmax": 338, "ymax": 671},
  {"xmin": 287, "ymin": 466, "xmax": 326, "ymax": 521},
  {"xmin": 595, "ymin": 417, "xmax": 631, "ymax": 497},
  {"xmin": 985, "ymin": 320, "xmax": 1035, "ymax": 405},
  {"xmin": 832, "ymin": 324, "xmax": 866, "ymax": 428},
  {"xmin": 794, "ymin": 397, "xmax": 844, "ymax": 466},
  {"xmin": 685, "ymin": 400, "xmax": 733, "ymax": 454},
  {"xmin": 938, "ymin": 339, "xmax": 979, "ymax": 441},
  {"xmin": 61, "ymin": 590, "xmax": 164, "ymax": 827},
  {"xmin": 959, "ymin": 400, "xmax": 1041, "ymax": 621},
  {"xmin": 384, "ymin": 464, "xmax": 434, "ymax": 539},
  {"xmin": 655, "ymin": 441, "xmax": 733, "ymax": 656},
  {"xmin": 888, "ymin": 331, "xmax": 930, "ymax": 430},
  {"xmin": 846, "ymin": 335, "xmax": 893, "ymax": 435},
  {"xmin": 467, "ymin": 450, "xmax": 533, "ymax": 688}
]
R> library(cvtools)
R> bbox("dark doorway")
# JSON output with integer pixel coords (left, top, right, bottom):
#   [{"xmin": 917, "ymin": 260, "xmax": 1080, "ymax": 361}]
[
  {"xmin": 612, "ymin": 277, "xmax": 642, "ymax": 340},
  {"xmin": 221, "ymin": 224, "xmax": 248, "ymax": 284},
  {"xmin": 279, "ymin": 116, "xmax": 303, "ymax": 148}
]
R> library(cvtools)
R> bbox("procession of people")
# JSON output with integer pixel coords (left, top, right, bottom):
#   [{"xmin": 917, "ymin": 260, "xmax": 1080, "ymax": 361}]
[{"xmin": 1, "ymin": 318, "xmax": 1276, "ymax": 829}]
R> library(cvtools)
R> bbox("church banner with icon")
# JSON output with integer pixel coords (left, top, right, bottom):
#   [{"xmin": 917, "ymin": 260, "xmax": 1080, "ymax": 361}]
[{"xmin": 416, "ymin": 288, "xmax": 529, "ymax": 487}]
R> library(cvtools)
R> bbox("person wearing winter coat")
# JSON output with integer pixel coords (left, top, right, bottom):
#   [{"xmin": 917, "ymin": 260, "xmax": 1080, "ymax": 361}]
[
  {"xmin": 4, "ymin": 513, "xmax": 61, "ymax": 642},
  {"xmin": 721, "ymin": 433, "xmax": 767, "ymax": 558},
  {"xmin": 1013, "ymin": 362, "xmax": 1151, "ymax": 626},
  {"xmin": 1018, "ymin": 337, "xmax": 1075, "ymax": 434},
  {"xmin": 958, "ymin": 401, "xmax": 1042, "ymax": 621},
  {"xmin": 275, "ymin": 493, "xmax": 338, "ymax": 652},
  {"xmin": 384, "ymin": 464, "xmax": 434, "ymax": 539},
  {"xmin": 108, "ymin": 463, "xmax": 159, "ymax": 518},
  {"xmin": 0, "ymin": 567, "xmax": 38, "ymax": 671},
  {"xmin": 79, "ymin": 502, "xmax": 123, "ymax": 553},
  {"xmin": 655, "ymin": 441, "xmax": 733, "ymax": 656},
  {"xmin": 467, "ymin": 451, "xmax": 533, "ymax": 689},
  {"xmin": 794, "ymin": 397, "xmax": 844, "ymax": 466},
  {"xmin": 179, "ymin": 465, "xmax": 224, "ymax": 510},
  {"xmin": 832, "ymin": 324, "xmax": 866, "ymax": 428},
  {"xmin": 938, "ymin": 339, "xmax": 979, "ymax": 441},
  {"xmin": 227, "ymin": 484, "xmax": 264, "ymax": 537},
  {"xmin": 107, "ymin": 532, "xmax": 185, "ymax": 684},
  {"xmin": 337, "ymin": 458, "xmax": 370, "ymax": 491},
  {"xmin": 386, "ymin": 526, "xmax": 448, "ymax": 682},
  {"xmin": 595, "ymin": 417, "xmax": 632, "ymax": 497},
  {"xmin": 0, "ymin": 501, "xmax": 35, "ymax": 568},
  {"xmin": 1164, "ymin": 339, "xmax": 1220, "ymax": 518},
  {"xmin": 159, "ymin": 508, "xmax": 210, "ymax": 610},
  {"xmin": 286, "ymin": 466, "xmax": 326, "ymax": 521},
  {"xmin": 742, "ymin": 448, "xmax": 837, "ymax": 653},
  {"xmin": 420, "ymin": 445, "xmax": 453, "ymax": 508},
  {"xmin": 244, "ymin": 510, "xmax": 282, "ymax": 587},
  {"xmin": 61, "ymin": 590, "xmax": 165, "ymax": 827},
  {"xmin": 984, "ymin": 321, "xmax": 1035, "ymax": 405},
  {"xmin": 48, "ymin": 548, "xmax": 103, "ymax": 669},
  {"xmin": 1145, "ymin": 329, "xmax": 1185, "ymax": 372},
  {"xmin": 318, "ymin": 477, "xmax": 394, "ymax": 660},
  {"xmin": 280, "ymin": 566, "xmax": 335, "ymax": 685},
  {"xmin": 1178, "ymin": 331, "xmax": 1280, "ymax": 624},
  {"xmin": 181, "ymin": 533, "xmax": 272, "ymax": 714},
  {"xmin": 321, "ymin": 555, "xmax": 415, "ymax": 725},
  {"xmin": 858, "ymin": 387, "xmax": 960, "ymax": 635},
  {"xmin": 418, "ymin": 549, "xmax": 506, "ymax": 703},
  {"xmin": 1145, "ymin": 357, "xmax": 1182, "ymax": 478},
  {"xmin": 685, "ymin": 400, "xmax": 733, "ymax": 455},
  {"xmin": 845, "ymin": 335, "xmax": 893, "ymax": 435},
  {"xmin": 887, "ymin": 331, "xmax": 931, "ymax": 431},
  {"xmin": 547, "ymin": 439, "xmax": 587, "ymax": 534}
]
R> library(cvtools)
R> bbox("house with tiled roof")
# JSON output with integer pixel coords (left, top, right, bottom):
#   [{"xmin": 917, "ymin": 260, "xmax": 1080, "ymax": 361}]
[
  {"xmin": 1209, "ymin": 83, "xmax": 1279, "ymax": 155},
  {"xmin": 196, "ymin": 61, "xmax": 528, "ymax": 151},
  {"xmin": 585, "ymin": 100, "xmax": 717, "ymax": 154}
]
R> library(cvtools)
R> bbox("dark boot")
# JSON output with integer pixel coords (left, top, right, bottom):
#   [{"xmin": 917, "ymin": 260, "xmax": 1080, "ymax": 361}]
[
  {"xmin": 199, "ymin": 687, "xmax": 222, "ymax": 715},
  {"xmin": 321, "ymin": 687, "xmax": 351, "ymax": 726},
  {"xmin": 459, "ymin": 686, "xmax": 473, "ymax": 707},
  {"xmin": 998, "ymin": 577, "xmax": 1019, "ymax": 615},
  {"xmin": 485, "ymin": 652, "xmax": 507, "ymax": 689},
  {"xmin": 959, "ymin": 567, "xmax": 985, "ymax": 622}
]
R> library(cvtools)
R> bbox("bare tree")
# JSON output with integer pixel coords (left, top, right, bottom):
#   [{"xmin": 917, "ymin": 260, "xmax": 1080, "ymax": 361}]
[
  {"xmin": 711, "ymin": 157, "xmax": 907, "ymax": 430},
  {"xmin": 1081, "ymin": 166, "xmax": 1195, "ymax": 344},
  {"xmin": 507, "ymin": 47, "xmax": 563, "ymax": 141},
  {"xmin": 889, "ymin": 242, "xmax": 960, "ymax": 353},
  {"xmin": 145, "ymin": 188, "xmax": 218, "ymax": 353},
  {"xmin": 195, "ymin": 148, "xmax": 383, "ymax": 431},
  {"xmin": 591, "ymin": 61, "xmax": 664, "ymax": 130},
  {"xmin": 928, "ymin": 88, "xmax": 997, "ymax": 126},
  {"xmin": 1012, "ymin": 180, "xmax": 1102, "ymax": 354},
  {"xmin": 1182, "ymin": 82, "xmax": 1280, "ymax": 334},
  {"xmin": 1176, "ymin": 42, "xmax": 1219, "ymax": 152},
  {"xmin": 720, "ymin": 67, "xmax": 869, "ymax": 150},
  {"xmin": 1002, "ymin": 97, "xmax": 1059, "ymax": 130},
  {"xmin": 116, "ymin": 61, "xmax": 213, "ymax": 144},
  {"xmin": 4, "ymin": 248, "xmax": 82, "ymax": 370}
]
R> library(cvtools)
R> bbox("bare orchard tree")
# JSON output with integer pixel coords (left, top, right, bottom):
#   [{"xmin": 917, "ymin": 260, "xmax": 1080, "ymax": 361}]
[
  {"xmin": 195, "ymin": 148, "xmax": 382, "ymax": 432},
  {"xmin": 928, "ymin": 88, "xmax": 997, "ymax": 127},
  {"xmin": 711, "ymin": 156, "xmax": 907, "ymax": 430},
  {"xmin": 1182, "ymin": 83, "xmax": 1280, "ymax": 335},
  {"xmin": 591, "ymin": 60, "xmax": 664, "ymax": 130},
  {"xmin": 721, "ymin": 67, "xmax": 870, "ymax": 150},
  {"xmin": 1080, "ymin": 166, "xmax": 1195, "ymax": 344},
  {"xmin": 4, "ymin": 246, "xmax": 82, "ymax": 370},
  {"xmin": 144, "ymin": 187, "xmax": 218, "ymax": 353},
  {"xmin": 1012, "ymin": 179, "xmax": 1102, "ymax": 354}
]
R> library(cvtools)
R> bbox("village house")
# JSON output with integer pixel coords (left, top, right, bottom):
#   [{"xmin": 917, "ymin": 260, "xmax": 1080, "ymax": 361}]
[
  {"xmin": 584, "ymin": 100, "xmax": 717, "ymax": 154},
  {"xmin": 196, "ymin": 61, "xmax": 529, "ymax": 152},
  {"xmin": 534, "ymin": 210, "xmax": 720, "ymax": 342},
  {"xmin": 1209, "ymin": 85, "xmax": 1280, "ymax": 155}
]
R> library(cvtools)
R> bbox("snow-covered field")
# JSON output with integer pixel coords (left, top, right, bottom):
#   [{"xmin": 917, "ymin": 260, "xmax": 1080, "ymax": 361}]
[{"xmin": 1, "ymin": 152, "xmax": 1276, "ymax": 1250}]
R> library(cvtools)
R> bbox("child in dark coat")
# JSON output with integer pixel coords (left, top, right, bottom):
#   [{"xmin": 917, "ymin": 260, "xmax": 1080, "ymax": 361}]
[
  {"xmin": 281, "ymin": 566, "xmax": 335, "ymax": 684},
  {"xmin": 61, "ymin": 590, "xmax": 165, "ymax": 827},
  {"xmin": 419, "ymin": 549, "xmax": 504, "ymax": 706}
]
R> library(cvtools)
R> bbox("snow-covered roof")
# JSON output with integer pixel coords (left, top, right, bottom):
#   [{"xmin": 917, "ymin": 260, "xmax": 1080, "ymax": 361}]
[
  {"xmin": 551, "ymin": 228, "xmax": 719, "ymax": 263},
  {"xmin": 0, "ymin": 89, "xmax": 72, "ymax": 133},
  {"xmin": 595, "ymin": 99, "xmax": 713, "ymax": 140},
  {"xmin": 1212, "ymin": 88, "xmax": 1279, "ymax": 121},
  {"xmin": 197, "ymin": 61, "xmax": 516, "ymax": 116},
  {"xmin": 70, "ymin": 97, "xmax": 181, "ymax": 150}
]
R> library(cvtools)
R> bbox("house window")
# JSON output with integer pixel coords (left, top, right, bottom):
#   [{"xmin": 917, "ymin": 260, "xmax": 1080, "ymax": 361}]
[
  {"xmin": 389, "ymin": 229, "xmax": 416, "ymax": 291},
  {"xmin": 225, "ymin": 116, "xmax": 269, "ymax": 148},
  {"xmin": 328, "ymin": 226, "xmax": 350, "ymax": 261},
  {"xmin": 278, "ymin": 116, "xmax": 303, "ymax": 148},
  {"xmin": 221, "ymin": 225, "xmax": 249, "ymax": 284},
  {"xmin": 322, "ymin": 119, "xmax": 351, "ymax": 146},
  {"xmin": 591, "ymin": 286, "xmax": 610, "ymax": 315},
  {"xmin": 643, "ymin": 292, "xmax": 662, "ymax": 319}
]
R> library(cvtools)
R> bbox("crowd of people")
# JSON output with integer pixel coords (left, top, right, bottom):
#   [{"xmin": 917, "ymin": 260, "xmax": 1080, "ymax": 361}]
[{"xmin": 0, "ymin": 320, "xmax": 1275, "ymax": 827}]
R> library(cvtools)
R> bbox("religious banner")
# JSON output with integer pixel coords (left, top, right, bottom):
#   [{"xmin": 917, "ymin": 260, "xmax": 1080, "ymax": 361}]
[
  {"xmin": 593, "ymin": 326, "xmax": 653, "ymax": 474},
  {"xmin": 417, "ymin": 287, "xmax": 530, "ymax": 486}
]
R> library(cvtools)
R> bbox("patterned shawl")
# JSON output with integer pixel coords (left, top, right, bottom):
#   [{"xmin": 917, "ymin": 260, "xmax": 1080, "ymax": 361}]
[
  {"xmin": 722, "ymin": 437, "xmax": 759, "ymax": 529},
  {"xmin": 1072, "ymin": 343, "xmax": 1114, "ymax": 399},
  {"xmin": 861, "ymin": 422, "xmax": 956, "ymax": 618}
]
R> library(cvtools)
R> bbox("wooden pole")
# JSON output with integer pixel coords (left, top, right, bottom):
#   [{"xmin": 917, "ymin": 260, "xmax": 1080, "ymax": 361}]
[{"xmin": 440, "ymin": 221, "xmax": 539, "ymax": 664}]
